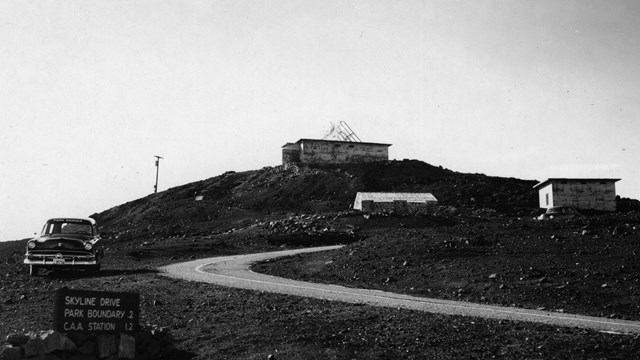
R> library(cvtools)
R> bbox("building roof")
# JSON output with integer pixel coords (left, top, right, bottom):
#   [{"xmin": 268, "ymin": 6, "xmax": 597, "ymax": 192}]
[
  {"xmin": 282, "ymin": 138, "xmax": 392, "ymax": 148},
  {"xmin": 355, "ymin": 192, "xmax": 437, "ymax": 203},
  {"xmin": 532, "ymin": 178, "xmax": 621, "ymax": 190}
]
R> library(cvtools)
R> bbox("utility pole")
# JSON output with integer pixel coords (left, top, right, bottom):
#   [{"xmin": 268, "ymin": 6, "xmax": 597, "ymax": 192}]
[{"xmin": 153, "ymin": 155, "xmax": 163, "ymax": 193}]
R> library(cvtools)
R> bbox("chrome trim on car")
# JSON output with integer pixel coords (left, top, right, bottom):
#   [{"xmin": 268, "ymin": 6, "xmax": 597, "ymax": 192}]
[
  {"xmin": 24, "ymin": 257, "xmax": 98, "ymax": 266},
  {"xmin": 24, "ymin": 251, "xmax": 97, "ymax": 265}
]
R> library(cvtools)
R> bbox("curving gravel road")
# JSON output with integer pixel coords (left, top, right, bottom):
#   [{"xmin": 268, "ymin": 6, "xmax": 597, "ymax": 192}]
[{"xmin": 160, "ymin": 246, "xmax": 640, "ymax": 335}]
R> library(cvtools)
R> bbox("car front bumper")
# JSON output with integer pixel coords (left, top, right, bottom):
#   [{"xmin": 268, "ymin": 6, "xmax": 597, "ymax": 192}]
[{"xmin": 24, "ymin": 253, "xmax": 98, "ymax": 266}]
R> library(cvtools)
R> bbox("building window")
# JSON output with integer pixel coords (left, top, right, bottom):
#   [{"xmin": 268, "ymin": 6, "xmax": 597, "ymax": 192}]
[{"xmin": 545, "ymin": 193, "xmax": 549, "ymax": 206}]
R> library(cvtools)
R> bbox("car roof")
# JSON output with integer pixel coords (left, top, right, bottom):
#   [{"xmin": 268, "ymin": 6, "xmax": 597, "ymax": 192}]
[{"xmin": 46, "ymin": 218, "xmax": 97, "ymax": 225}]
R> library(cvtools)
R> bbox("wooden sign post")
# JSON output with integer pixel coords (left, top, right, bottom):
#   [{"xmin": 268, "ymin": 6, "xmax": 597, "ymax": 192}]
[{"xmin": 54, "ymin": 288, "xmax": 140, "ymax": 333}]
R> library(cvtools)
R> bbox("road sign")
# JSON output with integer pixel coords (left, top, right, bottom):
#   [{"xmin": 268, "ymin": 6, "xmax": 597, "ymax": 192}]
[{"xmin": 54, "ymin": 288, "xmax": 140, "ymax": 333}]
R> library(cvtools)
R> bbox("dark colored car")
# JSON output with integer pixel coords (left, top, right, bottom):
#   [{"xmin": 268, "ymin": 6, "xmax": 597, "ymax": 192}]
[
  {"xmin": 24, "ymin": 218, "xmax": 104, "ymax": 276},
  {"xmin": 537, "ymin": 206, "xmax": 583, "ymax": 220}
]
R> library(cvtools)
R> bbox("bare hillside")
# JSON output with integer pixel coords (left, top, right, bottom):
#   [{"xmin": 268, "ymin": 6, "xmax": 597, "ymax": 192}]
[{"xmin": 92, "ymin": 160, "xmax": 538, "ymax": 241}]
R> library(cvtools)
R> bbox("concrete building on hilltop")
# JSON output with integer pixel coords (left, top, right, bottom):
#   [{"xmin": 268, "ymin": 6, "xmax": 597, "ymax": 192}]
[
  {"xmin": 353, "ymin": 192, "xmax": 438, "ymax": 215},
  {"xmin": 282, "ymin": 139, "xmax": 391, "ymax": 165},
  {"xmin": 533, "ymin": 178, "xmax": 620, "ymax": 212}
]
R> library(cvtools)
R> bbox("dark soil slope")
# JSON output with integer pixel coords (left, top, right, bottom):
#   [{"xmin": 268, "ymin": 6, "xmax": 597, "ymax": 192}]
[{"xmin": 92, "ymin": 160, "xmax": 538, "ymax": 241}]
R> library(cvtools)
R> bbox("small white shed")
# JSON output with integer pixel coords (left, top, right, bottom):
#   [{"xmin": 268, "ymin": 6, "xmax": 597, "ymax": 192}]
[
  {"xmin": 353, "ymin": 192, "xmax": 438, "ymax": 214},
  {"xmin": 532, "ymin": 178, "xmax": 620, "ymax": 212}
]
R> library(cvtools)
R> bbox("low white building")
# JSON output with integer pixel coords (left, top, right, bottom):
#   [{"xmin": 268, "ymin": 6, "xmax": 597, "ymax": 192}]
[
  {"xmin": 282, "ymin": 139, "xmax": 391, "ymax": 165},
  {"xmin": 533, "ymin": 178, "xmax": 620, "ymax": 212},
  {"xmin": 353, "ymin": 192, "xmax": 438, "ymax": 215}
]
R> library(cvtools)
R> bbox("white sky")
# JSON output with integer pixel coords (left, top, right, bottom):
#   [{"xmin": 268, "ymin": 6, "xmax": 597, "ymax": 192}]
[{"xmin": 1, "ymin": 0, "xmax": 639, "ymax": 241}]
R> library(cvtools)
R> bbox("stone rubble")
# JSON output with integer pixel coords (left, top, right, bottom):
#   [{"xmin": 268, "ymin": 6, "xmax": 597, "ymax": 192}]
[{"xmin": 0, "ymin": 327, "xmax": 175, "ymax": 360}]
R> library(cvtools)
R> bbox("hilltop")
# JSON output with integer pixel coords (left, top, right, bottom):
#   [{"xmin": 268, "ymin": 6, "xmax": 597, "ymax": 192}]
[{"xmin": 92, "ymin": 159, "xmax": 538, "ymax": 241}]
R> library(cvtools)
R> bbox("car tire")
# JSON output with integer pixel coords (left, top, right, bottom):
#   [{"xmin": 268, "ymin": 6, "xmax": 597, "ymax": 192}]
[{"xmin": 29, "ymin": 265, "xmax": 39, "ymax": 276}]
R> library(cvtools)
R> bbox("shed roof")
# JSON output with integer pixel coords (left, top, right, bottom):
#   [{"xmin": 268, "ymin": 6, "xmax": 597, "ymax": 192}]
[
  {"xmin": 282, "ymin": 138, "xmax": 391, "ymax": 148},
  {"xmin": 532, "ymin": 178, "xmax": 621, "ymax": 190},
  {"xmin": 355, "ymin": 192, "xmax": 437, "ymax": 203}
]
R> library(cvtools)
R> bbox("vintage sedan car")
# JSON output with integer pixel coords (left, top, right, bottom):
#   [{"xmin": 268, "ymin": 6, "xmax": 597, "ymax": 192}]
[
  {"xmin": 537, "ymin": 206, "xmax": 583, "ymax": 220},
  {"xmin": 24, "ymin": 218, "xmax": 104, "ymax": 276}
]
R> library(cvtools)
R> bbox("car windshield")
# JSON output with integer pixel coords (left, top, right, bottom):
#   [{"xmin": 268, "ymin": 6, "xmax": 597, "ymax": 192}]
[{"xmin": 42, "ymin": 220, "xmax": 93, "ymax": 236}]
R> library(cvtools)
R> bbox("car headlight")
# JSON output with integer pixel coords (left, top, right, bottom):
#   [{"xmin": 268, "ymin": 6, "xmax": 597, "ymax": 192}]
[
  {"xmin": 84, "ymin": 243, "xmax": 93, "ymax": 251},
  {"xmin": 27, "ymin": 241, "xmax": 36, "ymax": 249}
]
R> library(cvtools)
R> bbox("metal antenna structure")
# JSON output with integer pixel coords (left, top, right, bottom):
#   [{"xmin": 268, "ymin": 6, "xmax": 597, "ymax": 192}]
[
  {"xmin": 337, "ymin": 121, "xmax": 362, "ymax": 142},
  {"xmin": 153, "ymin": 155, "xmax": 163, "ymax": 193},
  {"xmin": 322, "ymin": 121, "xmax": 363, "ymax": 142}
]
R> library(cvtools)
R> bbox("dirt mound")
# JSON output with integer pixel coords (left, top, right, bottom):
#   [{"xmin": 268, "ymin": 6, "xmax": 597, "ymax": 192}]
[{"xmin": 92, "ymin": 160, "xmax": 538, "ymax": 240}]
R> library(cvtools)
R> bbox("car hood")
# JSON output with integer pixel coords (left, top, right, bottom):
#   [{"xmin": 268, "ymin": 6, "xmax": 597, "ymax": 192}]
[{"xmin": 35, "ymin": 234, "xmax": 93, "ymax": 243}]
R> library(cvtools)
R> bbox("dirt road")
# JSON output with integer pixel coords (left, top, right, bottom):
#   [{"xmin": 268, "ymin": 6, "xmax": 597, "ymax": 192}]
[{"xmin": 160, "ymin": 246, "xmax": 640, "ymax": 335}]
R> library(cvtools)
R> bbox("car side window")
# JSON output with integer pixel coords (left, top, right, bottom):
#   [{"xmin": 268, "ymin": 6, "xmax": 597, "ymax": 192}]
[{"xmin": 52, "ymin": 223, "xmax": 62, "ymax": 234}]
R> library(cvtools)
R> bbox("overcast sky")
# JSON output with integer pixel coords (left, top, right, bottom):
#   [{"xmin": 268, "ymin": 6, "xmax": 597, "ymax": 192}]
[{"xmin": 2, "ymin": 0, "xmax": 639, "ymax": 241}]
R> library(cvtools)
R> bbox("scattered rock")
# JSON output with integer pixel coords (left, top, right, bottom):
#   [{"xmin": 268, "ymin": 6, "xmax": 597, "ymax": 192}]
[
  {"xmin": 97, "ymin": 334, "xmax": 117, "ymax": 359},
  {"xmin": 2, "ymin": 329, "xmax": 176, "ymax": 360},
  {"xmin": 41, "ymin": 330, "xmax": 76, "ymax": 353},
  {"xmin": 23, "ymin": 337, "xmax": 45, "ymax": 358},
  {"xmin": 119, "ymin": 332, "xmax": 136, "ymax": 359},
  {"xmin": 5, "ymin": 334, "xmax": 29, "ymax": 347},
  {"xmin": 0, "ymin": 345, "xmax": 21, "ymax": 360}
]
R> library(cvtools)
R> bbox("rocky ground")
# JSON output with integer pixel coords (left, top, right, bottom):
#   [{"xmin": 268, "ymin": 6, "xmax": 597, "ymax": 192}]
[
  {"xmin": 2, "ymin": 161, "xmax": 640, "ymax": 359},
  {"xmin": 2, "ymin": 211, "xmax": 640, "ymax": 359},
  {"xmin": 255, "ymin": 213, "xmax": 640, "ymax": 321}
]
